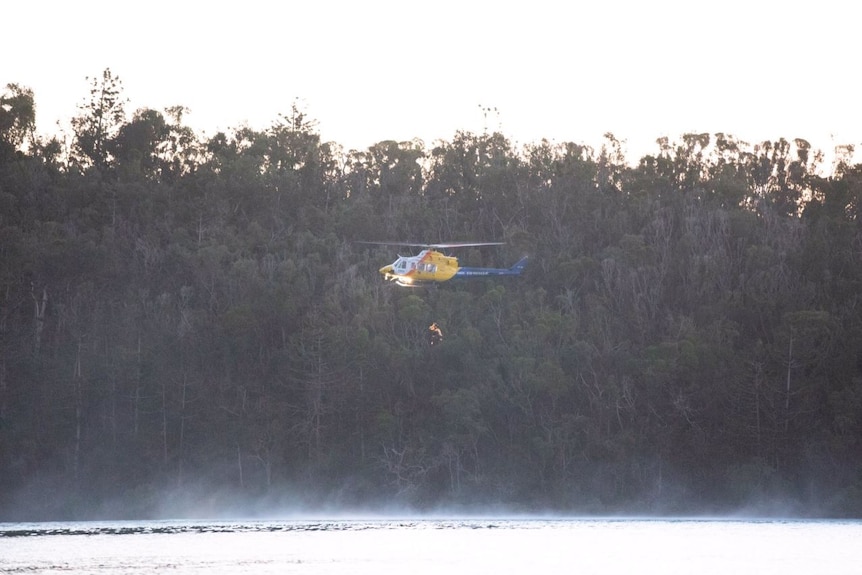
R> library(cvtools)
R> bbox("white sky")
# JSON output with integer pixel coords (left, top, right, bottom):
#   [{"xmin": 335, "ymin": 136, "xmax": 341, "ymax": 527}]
[{"xmin": 4, "ymin": 0, "xmax": 861, "ymax": 161}]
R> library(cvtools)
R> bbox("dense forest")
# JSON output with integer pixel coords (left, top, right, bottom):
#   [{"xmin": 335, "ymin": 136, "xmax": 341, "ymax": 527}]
[{"xmin": 1, "ymin": 71, "xmax": 861, "ymax": 520}]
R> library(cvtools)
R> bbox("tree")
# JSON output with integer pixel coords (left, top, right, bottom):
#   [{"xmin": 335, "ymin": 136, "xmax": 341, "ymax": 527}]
[
  {"xmin": 70, "ymin": 69, "xmax": 128, "ymax": 172},
  {"xmin": 112, "ymin": 108, "xmax": 169, "ymax": 181},
  {"xmin": 0, "ymin": 83, "xmax": 36, "ymax": 158}
]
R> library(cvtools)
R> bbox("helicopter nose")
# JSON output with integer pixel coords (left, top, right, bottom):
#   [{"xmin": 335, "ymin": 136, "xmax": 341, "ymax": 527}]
[{"xmin": 379, "ymin": 265, "xmax": 394, "ymax": 278}]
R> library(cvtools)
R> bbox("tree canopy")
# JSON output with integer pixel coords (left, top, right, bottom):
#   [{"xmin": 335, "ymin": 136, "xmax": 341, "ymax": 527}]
[{"xmin": 1, "ymin": 75, "xmax": 861, "ymax": 520}]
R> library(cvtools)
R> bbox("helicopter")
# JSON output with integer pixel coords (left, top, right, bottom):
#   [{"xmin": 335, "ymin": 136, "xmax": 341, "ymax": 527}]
[{"xmin": 360, "ymin": 242, "xmax": 528, "ymax": 287}]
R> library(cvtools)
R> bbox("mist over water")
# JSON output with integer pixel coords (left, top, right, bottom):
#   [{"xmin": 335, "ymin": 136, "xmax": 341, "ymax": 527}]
[
  {"xmin": 0, "ymin": 468, "xmax": 843, "ymax": 524},
  {"xmin": 3, "ymin": 469, "xmax": 859, "ymax": 573}
]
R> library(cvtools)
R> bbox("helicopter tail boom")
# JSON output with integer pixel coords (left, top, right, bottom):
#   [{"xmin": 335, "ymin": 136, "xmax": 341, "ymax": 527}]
[{"xmin": 453, "ymin": 256, "xmax": 528, "ymax": 279}]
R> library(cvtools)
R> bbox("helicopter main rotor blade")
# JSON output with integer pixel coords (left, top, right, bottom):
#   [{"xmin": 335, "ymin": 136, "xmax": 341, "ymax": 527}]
[
  {"xmin": 429, "ymin": 242, "xmax": 504, "ymax": 249},
  {"xmin": 355, "ymin": 241, "xmax": 427, "ymax": 248},
  {"xmin": 357, "ymin": 241, "xmax": 504, "ymax": 249}
]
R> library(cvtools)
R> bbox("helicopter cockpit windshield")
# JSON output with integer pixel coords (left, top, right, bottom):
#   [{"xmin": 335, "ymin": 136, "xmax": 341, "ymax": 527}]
[{"xmin": 393, "ymin": 257, "xmax": 413, "ymax": 274}]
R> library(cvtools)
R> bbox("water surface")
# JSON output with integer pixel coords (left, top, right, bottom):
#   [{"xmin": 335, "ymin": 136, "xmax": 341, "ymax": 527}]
[{"xmin": 2, "ymin": 518, "xmax": 859, "ymax": 574}]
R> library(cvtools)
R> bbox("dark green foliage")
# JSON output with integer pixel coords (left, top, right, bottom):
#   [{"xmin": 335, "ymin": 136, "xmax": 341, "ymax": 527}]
[{"xmin": 1, "ymin": 77, "xmax": 862, "ymax": 520}]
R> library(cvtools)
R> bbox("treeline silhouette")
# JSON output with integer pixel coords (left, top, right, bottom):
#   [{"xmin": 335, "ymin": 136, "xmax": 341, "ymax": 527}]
[{"xmin": 1, "ymin": 72, "xmax": 861, "ymax": 520}]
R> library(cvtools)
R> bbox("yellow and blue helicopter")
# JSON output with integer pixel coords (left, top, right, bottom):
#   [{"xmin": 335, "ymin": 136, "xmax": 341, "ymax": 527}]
[{"xmin": 361, "ymin": 242, "xmax": 528, "ymax": 287}]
